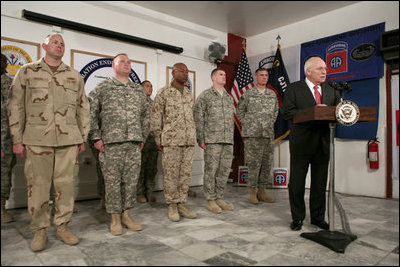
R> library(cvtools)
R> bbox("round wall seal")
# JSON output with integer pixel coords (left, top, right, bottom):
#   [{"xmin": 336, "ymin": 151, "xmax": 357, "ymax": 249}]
[
  {"xmin": 335, "ymin": 100, "xmax": 360, "ymax": 126},
  {"xmin": 1, "ymin": 45, "xmax": 33, "ymax": 77}
]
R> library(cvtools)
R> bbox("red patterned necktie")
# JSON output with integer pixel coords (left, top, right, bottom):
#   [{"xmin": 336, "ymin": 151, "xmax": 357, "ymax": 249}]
[{"xmin": 314, "ymin": 85, "xmax": 321, "ymax": 104}]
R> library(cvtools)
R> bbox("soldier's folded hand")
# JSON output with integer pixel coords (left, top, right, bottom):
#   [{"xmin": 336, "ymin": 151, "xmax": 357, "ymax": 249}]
[
  {"xmin": 78, "ymin": 143, "xmax": 86, "ymax": 154},
  {"xmin": 94, "ymin": 140, "xmax": 104, "ymax": 152},
  {"xmin": 198, "ymin": 142, "xmax": 207, "ymax": 150},
  {"xmin": 13, "ymin": 143, "xmax": 26, "ymax": 158}
]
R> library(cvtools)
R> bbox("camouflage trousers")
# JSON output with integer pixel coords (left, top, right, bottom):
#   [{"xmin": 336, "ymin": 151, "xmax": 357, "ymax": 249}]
[
  {"xmin": 162, "ymin": 146, "xmax": 194, "ymax": 204},
  {"xmin": 137, "ymin": 140, "xmax": 158, "ymax": 195},
  {"xmin": 1, "ymin": 138, "xmax": 16, "ymax": 199},
  {"xmin": 99, "ymin": 142, "xmax": 141, "ymax": 214},
  {"xmin": 24, "ymin": 145, "xmax": 78, "ymax": 231},
  {"xmin": 244, "ymin": 137, "xmax": 274, "ymax": 188},
  {"xmin": 203, "ymin": 144, "xmax": 233, "ymax": 200}
]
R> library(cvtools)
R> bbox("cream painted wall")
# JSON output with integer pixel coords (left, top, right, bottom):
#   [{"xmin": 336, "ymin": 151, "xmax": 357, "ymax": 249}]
[
  {"xmin": 247, "ymin": 1, "xmax": 399, "ymax": 198},
  {"xmin": 1, "ymin": 1, "xmax": 225, "ymax": 207}
]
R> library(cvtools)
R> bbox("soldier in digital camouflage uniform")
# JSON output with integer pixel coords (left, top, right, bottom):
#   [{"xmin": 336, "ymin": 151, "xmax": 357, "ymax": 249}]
[
  {"xmin": 237, "ymin": 68, "xmax": 279, "ymax": 204},
  {"xmin": 137, "ymin": 80, "xmax": 158, "ymax": 203},
  {"xmin": 7, "ymin": 34, "xmax": 90, "ymax": 252},
  {"xmin": 151, "ymin": 62, "xmax": 197, "ymax": 222},
  {"xmin": 194, "ymin": 68, "xmax": 235, "ymax": 214},
  {"xmin": 1, "ymin": 53, "xmax": 16, "ymax": 223},
  {"xmin": 89, "ymin": 53, "xmax": 149, "ymax": 235}
]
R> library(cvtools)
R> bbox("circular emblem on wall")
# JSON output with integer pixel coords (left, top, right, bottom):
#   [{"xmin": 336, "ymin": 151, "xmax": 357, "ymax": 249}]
[
  {"xmin": 1, "ymin": 45, "xmax": 33, "ymax": 77},
  {"xmin": 350, "ymin": 43, "xmax": 376, "ymax": 61},
  {"xmin": 335, "ymin": 100, "xmax": 360, "ymax": 126}
]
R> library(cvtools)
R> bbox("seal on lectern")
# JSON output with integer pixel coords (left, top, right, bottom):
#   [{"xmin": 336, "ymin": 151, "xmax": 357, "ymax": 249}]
[{"xmin": 335, "ymin": 99, "xmax": 360, "ymax": 126}]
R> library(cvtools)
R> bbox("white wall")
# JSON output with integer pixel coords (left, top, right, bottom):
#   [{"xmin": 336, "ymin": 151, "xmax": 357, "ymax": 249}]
[
  {"xmin": 1, "ymin": 1, "xmax": 226, "ymax": 207},
  {"xmin": 247, "ymin": 1, "xmax": 399, "ymax": 198},
  {"xmin": 1, "ymin": 1, "xmax": 226, "ymax": 96}
]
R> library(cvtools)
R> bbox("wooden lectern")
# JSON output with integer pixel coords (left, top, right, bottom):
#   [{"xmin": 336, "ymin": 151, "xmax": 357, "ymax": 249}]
[
  {"xmin": 293, "ymin": 105, "xmax": 376, "ymax": 253},
  {"xmin": 293, "ymin": 105, "xmax": 376, "ymax": 123}
]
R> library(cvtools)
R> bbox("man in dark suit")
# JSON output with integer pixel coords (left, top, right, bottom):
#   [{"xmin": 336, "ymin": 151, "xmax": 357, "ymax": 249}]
[{"xmin": 282, "ymin": 56, "xmax": 340, "ymax": 231}]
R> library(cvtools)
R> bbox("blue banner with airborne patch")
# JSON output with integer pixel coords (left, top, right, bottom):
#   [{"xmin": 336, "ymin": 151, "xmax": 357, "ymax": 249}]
[{"xmin": 300, "ymin": 22, "xmax": 385, "ymax": 82}]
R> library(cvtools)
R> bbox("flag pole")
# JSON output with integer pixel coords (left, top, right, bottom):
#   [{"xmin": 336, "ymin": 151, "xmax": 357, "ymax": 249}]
[
  {"xmin": 241, "ymin": 40, "xmax": 247, "ymax": 165},
  {"xmin": 276, "ymin": 34, "xmax": 281, "ymax": 46},
  {"xmin": 270, "ymin": 34, "xmax": 290, "ymax": 189},
  {"xmin": 276, "ymin": 34, "xmax": 282, "ymax": 168},
  {"xmin": 278, "ymin": 141, "xmax": 281, "ymax": 168},
  {"xmin": 230, "ymin": 40, "xmax": 255, "ymax": 175}
]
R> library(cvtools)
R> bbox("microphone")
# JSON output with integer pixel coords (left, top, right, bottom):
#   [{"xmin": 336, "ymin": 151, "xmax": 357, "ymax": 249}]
[{"xmin": 327, "ymin": 81, "xmax": 352, "ymax": 98}]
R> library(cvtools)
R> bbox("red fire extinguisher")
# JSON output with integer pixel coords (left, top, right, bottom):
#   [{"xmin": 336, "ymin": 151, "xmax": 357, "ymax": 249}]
[{"xmin": 367, "ymin": 139, "xmax": 379, "ymax": 169}]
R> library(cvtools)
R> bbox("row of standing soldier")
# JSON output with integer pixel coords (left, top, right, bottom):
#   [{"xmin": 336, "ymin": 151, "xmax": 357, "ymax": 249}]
[{"xmin": 2, "ymin": 33, "xmax": 280, "ymax": 253}]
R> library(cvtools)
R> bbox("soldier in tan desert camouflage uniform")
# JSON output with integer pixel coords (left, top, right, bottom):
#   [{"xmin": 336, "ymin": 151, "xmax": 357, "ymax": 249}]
[
  {"xmin": 1, "ymin": 53, "xmax": 16, "ymax": 223},
  {"xmin": 194, "ymin": 68, "xmax": 235, "ymax": 214},
  {"xmin": 7, "ymin": 34, "xmax": 90, "ymax": 252},
  {"xmin": 151, "ymin": 63, "xmax": 197, "ymax": 222},
  {"xmin": 237, "ymin": 68, "xmax": 279, "ymax": 205},
  {"xmin": 89, "ymin": 53, "xmax": 149, "ymax": 235}
]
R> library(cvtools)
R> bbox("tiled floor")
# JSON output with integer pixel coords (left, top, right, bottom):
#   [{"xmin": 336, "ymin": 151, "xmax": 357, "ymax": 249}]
[{"xmin": 1, "ymin": 183, "xmax": 399, "ymax": 266}]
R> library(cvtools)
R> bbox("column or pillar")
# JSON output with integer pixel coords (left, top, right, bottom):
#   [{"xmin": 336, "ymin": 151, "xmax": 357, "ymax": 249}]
[{"xmin": 217, "ymin": 33, "xmax": 245, "ymax": 182}]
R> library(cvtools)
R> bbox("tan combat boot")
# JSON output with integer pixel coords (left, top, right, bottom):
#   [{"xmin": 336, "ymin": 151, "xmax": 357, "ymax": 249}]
[
  {"xmin": 146, "ymin": 192, "xmax": 156, "ymax": 202},
  {"xmin": 137, "ymin": 194, "xmax": 147, "ymax": 203},
  {"xmin": 56, "ymin": 223, "xmax": 79, "ymax": 245},
  {"xmin": 207, "ymin": 200, "xmax": 222, "ymax": 214},
  {"xmin": 177, "ymin": 203, "xmax": 197, "ymax": 219},
  {"xmin": 216, "ymin": 198, "xmax": 234, "ymax": 211},
  {"xmin": 257, "ymin": 187, "xmax": 275, "ymax": 203},
  {"xmin": 168, "ymin": 203, "xmax": 180, "ymax": 222},
  {"xmin": 1, "ymin": 198, "xmax": 14, "ymax": 223},
  {"xmin": 121, "ymin": 209, "xmax": 143, "ymax": 231},
  {"xmin": 30, "ymin": 228, "xmax": 48, "ymax": 252},
  {"xmin": 249, "ymin": 187, "xmax": 259, "ymax": 204},
  {"xmin": 110, "ymin": 213, "xmax": 123, "ymax": 235}
]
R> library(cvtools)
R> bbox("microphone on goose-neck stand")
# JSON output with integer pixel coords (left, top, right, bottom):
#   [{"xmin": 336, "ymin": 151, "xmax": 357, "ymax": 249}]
[{"xmin": 327, "ymin": 81, "xmax": 352, "ymax": 102}]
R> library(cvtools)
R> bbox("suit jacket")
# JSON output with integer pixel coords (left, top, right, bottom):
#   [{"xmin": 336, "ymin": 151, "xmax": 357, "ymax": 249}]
[{"xmin": 282, "ymin": 80, "xmax": 340, "ymax": 156}]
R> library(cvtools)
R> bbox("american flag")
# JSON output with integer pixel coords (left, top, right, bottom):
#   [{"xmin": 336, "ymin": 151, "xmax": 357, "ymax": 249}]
[{"xmin": 231, "ymin": 49, "xmax": 255, "ymax": 130}]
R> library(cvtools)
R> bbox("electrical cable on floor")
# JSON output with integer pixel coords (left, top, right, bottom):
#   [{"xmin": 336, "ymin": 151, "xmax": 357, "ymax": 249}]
[{"xmin": 334, "ymin": 194, "xmax": 357, "ymax": 239}]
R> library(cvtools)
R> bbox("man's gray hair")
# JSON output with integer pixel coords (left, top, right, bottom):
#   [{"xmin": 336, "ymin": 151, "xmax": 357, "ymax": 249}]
[
  {"xmin": 303, "ymin": 55, "xmax": 324, "ymax": 74},
  {"xmin": 44, "ymin": 33, "xmax": 63, "ymax": 45},
  {"xmin": 303, "ymin": 58, "xmax": 313, "ymax": 74}
]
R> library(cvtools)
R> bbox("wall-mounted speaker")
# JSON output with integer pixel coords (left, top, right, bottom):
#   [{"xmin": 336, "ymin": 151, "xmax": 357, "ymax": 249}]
[{"xmin": 380, "ymin": 29, "xmax": 398, "ymax": 68}]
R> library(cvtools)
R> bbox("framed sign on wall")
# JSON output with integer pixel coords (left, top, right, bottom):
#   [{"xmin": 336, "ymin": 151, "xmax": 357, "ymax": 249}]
[{"xmin": 1, "ymin": 36, "xmax": 41, "ymax": 78}]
